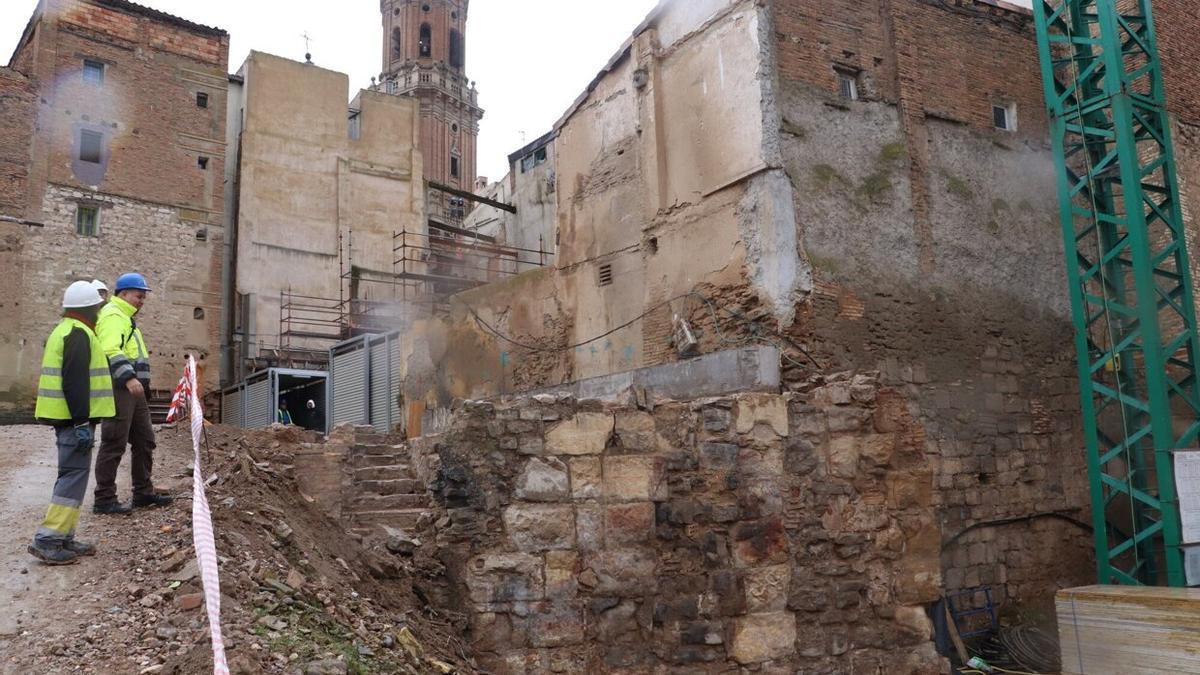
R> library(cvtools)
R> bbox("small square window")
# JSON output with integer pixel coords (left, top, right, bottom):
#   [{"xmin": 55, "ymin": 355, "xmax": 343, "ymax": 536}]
[
  {"xmin": 836, "ymin": 69, "xmax": 859, "ymax": 101},
  {"xmin": 198, "ymin": 156, "xmax": 209, "ymax": 170},
  {"xmin": 993, "ymin": 104, "xmax": 1017, "ymax": 132},
  {"xmin": 83, "ymin": 59, "xmax": 104, "ymax": 85},
  {"xmin": 534, "ymin": 147, "xmax": 547, "ymax": 165},
  {"xmin": 450, "ymin": 156, "xmax": 460, "ymax": 178},
  {"xmin": 79, "ymin": 130, "xmax": 102, "ymax": 164},
  {"xmin": 196, "ymin": 92, "xmax": 208, "ymax": 108},
  {"xmin": 76, "ymin": 205, "xmax": 99, "ymax": 237}
]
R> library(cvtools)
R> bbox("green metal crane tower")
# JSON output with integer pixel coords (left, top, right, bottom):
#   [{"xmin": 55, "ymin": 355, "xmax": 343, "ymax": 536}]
[{"xmin": 1033, "ymin": 0, "xmax": 1200, "ymax": 587}]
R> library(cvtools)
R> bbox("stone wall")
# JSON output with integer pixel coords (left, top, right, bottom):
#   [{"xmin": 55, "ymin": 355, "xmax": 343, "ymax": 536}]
[
  {"xmin": 407, "ymin": 378, "xmax": 942, "ymax": 673},
  {"xmin": 16, "ymin": 185, "xmax": 223, "ymax": 386}
]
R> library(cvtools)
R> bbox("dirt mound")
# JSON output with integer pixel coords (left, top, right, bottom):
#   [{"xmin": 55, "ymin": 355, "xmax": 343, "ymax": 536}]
[{"xmin": 3, "ymin": 423, "xmax": 472, "ymax": 675}]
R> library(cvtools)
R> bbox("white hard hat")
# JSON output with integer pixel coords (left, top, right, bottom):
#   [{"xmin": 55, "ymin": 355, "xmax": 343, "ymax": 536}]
[
  {"xmin": 63, "ymin": 280, "xmax": 103, "ymax": 308},
  {"xmin": 306, "ymin": 399, "xmax": 315, "ymax": 409},
  {"xmin": 90, "ymin": 279, "xmax": 109, "ymax": 293}
]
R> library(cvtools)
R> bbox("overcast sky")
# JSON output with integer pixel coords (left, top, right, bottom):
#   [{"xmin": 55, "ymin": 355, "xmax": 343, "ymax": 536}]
[
  {"xmin": 1, "ymin": 0, "xmax": 1036, "ymax": 180},
  {"xmin": 0, "ymin": 0, "xmax": 660, "ymax": 181}
]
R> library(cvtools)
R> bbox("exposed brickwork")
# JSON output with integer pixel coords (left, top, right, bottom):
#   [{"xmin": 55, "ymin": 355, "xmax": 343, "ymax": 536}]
[
  {"xmin": 0, "ymin": 68, "xmax": 35, "ymax": 215},
  {"xmin": 0, "ymin": 0, "xmax": 229, "ymax": 398}
]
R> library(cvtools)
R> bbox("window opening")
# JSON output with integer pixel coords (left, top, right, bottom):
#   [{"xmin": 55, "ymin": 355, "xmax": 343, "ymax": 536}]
[
  {"xmin": 76, "ymin": 205, "xmax": 99, "ymax": 237},
  {"xmin": 196, "ymin": 91, "xmax": 208, "ymax": 108},
  {"xmin": 834, "ymin": 66, "xmax": 859, "ymax": 101},
  {"xmin": 392, "ymin": 27, "xmax": 402, "ymax": 60},
  {"xmin": 194, "ymin": 307, "xmax": 205, "ymax": 320},
  {"xmin": 449, "ymin": 30, "xmax": 463, "ymax": 69},
  {"xmin": 993, "ymin": 103, "xmax": 1017, "ymax": 132},
  {"xmin": 83, "ymin": 59, "xmax": 104, "ymax": 85},
  {"xmin": 450, "ymin": 155, "xmax": 460, "ymax": 178},
  {"xmin": 79, "ymin": 130, "xmax": 102, "ymax": 164},
  {"xmin": 419, "ymin": 24, "xmax": 432, "ymax": 57}
]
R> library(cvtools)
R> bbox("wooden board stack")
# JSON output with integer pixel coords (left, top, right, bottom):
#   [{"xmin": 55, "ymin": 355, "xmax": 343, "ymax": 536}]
[{"xmin": 1057, "ymin": 585, "xmax": 1200, "ymax": 674}]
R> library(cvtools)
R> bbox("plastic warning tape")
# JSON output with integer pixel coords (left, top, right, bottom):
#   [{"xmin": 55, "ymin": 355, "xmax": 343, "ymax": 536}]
[{"xmin": 184, "ymin": 355, "xmax": 229, "ymax": 675}]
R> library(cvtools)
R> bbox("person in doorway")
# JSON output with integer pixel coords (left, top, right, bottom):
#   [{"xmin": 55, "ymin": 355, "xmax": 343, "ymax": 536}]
[
  {"xmin": 93, "ymin": 272, "xmax": 172, "ymax": 514},
  {"xmin": 29, "ymin": 281, "xmax": 116, "ymax": 564},
  {"xmin": 305, "ymin": 399, "xmax": 317, "ymax": 429},
  {"xmin": 277, "ymin": 399, "xmax": 293, "ymax": 425},
  {"xmin": 90, "ymin": 279, "xmax": 109, "ymax": 303}
]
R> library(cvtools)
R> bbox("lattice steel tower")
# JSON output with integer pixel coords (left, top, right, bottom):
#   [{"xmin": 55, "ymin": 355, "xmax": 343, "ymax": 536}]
[{"xmin": 1034, "ymin": 0, "xmax": 1200, "ymax": 587}]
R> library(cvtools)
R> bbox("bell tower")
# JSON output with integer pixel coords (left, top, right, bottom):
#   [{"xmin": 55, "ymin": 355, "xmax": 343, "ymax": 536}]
[{"xmin": 379, "ymin": 0, "xmax": 482, "ymax": 191}]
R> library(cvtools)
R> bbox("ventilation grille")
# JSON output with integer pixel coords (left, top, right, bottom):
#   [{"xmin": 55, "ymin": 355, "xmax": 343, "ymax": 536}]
[{"xmin": 598, "ymin": 263, "xmax": 613, "ymax": 287}]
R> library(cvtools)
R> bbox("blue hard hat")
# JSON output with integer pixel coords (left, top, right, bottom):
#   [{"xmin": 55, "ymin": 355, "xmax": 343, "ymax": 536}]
[{"xmin": 114, "ymin": 272, "xmax": 151, "ymax": 293}]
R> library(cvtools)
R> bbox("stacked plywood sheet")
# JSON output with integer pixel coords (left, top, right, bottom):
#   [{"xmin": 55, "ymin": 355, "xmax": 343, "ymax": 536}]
[{"xmin": 1057, "ymin": 585, "xmax": 1200, "ymax": 674}]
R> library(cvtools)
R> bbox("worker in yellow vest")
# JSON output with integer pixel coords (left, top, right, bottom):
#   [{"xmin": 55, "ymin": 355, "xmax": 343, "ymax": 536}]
[
  {"xmin": 92, "ymin": 272, "xmax": 172, "ymax": 514},
  {"xmin": 29, "ymin": 281, "xmax": 115, "ymax": 564}
]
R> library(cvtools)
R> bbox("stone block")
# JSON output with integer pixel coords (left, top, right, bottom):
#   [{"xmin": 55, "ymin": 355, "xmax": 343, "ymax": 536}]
[
  {"xmin": 545, "ymin": 550, "xmax": 579, "ymax": 597},
  {"xmin": 528, "ymin": 601, "xmax": 584, "ymax": 648},
  {"xmin": 504, "ymin": 504, "xmax": 576, "ymax": 552},
  {"xmin": 734, "ymin": 394, "xmax": 789, "ymax": 436},
  {"xmin": 593, "ymin": 599, "xmax": 639, "ymax": 643},
  {"xmin": 466, "ymin": 553, "xmax": 545, "ymax": 603},
  {"xmin": 728, "ymin": 611, "xmax": 798, "ymax": 664},
  {"xmin": 545, "ymin": 412, "xmax": 612, "ymax": 455},
  {"xmin": 812, "ymin": 382, "xmax": 852, "ymax": 406},
  {"xmin": 700, "ymin": 442, "xmax": 740, "ymax": 470},
  {"xmin": 681, "ymin": 621, "xmax": 725, "ymax": 645},
  {"xmin": 614, "ymin": 410, "xmax": 660, "ymax": 452},
  {"xmin": 603, "ymin": 456, "xmax": 667, "ymax": 502},
  {"xmin": 859, "ymin": 433, "xmax": 896, "ymax": 467},
  {"xmin": 744, "ymin": 563, "xmax": 791, "ymax": 613},
  {"xmin": 894, "ymin": 605, "xmax": 933, "ymax": 641},
  {"xmin": 585, "ymin": 548, "xmax": 657, "ymax": 596},
  {"xmin": 604, "ymin": 502, "xmax": 655, "ymax": 544},
  {"xmin": 515, "ymin": 457, "xmax": 569, "ymax": 502},
  {"xmin": 569, "ymin": 457, "xmax": 601, "ymax": 499},
  {"xmin": 731, "ymin": 516, "xmax": 789, "ymax": 567},
  {"xmin": 575, "ymin": 504, "xmax": 604, "ymax": 553},
  {"xmin": 825, "ymin": 436, "xmax": 859, "ymax": 479}
]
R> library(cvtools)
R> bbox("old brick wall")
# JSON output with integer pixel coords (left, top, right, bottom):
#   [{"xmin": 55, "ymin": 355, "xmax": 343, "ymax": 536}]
[
  {"xmin": 408, "ymin": 381, "xmax": 941, "ymax": 673},
  {"xmin": 1, "ymin": 1, "xmax": 230, "ymax": 396},
  {"xmin": 770, "ymin": 0, "xmax": 1097, "ymax": 612},
  {"xmin": 0, "ymin": 68, "xmax": 35, "ymax": 216}
]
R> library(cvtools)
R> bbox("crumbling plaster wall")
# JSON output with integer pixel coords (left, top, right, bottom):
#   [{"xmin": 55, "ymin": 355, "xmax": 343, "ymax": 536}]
[
  {"xmin": 394, "ymin": 0, "xmax": 810, "ymax": 419},
  {"xmin": 410, "ymin": 380, "xmax": 941, "ymax": 673},
  {"xmin": 234, "ymin": 51, "xmax": 423, "ymax": 356}
]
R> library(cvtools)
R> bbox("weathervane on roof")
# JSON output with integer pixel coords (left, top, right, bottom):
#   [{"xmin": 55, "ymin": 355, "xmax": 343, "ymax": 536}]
[{"xmin": 302, "ymin": 31, "xmax": 313, "ymax": 64}]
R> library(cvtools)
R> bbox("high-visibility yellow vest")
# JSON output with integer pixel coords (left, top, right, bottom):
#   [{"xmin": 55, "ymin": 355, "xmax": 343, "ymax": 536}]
[
  {"xmin": 34, "ymin": 318, "xmax": 116, "ymax": 421},
  {"xmin": 97, "ymin": 296, "xmax": 150, "ymax": 384}
]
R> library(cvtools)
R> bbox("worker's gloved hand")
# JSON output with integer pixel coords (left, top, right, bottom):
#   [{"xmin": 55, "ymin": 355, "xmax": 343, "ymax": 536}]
[{"xmin": 74, "ymin": 424, "xmax": 94, "ymax": 451}]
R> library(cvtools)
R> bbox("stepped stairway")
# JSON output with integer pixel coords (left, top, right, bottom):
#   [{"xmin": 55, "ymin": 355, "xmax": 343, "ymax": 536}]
[{"xmin": 343, "ymin": 429, "xmax": 429, "ymax": 538}]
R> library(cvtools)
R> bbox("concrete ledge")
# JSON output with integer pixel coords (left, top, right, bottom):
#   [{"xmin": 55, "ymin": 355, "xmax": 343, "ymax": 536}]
[{"xmin": 523, "ymin": 346, "xmax": 781, "ymax": 403}]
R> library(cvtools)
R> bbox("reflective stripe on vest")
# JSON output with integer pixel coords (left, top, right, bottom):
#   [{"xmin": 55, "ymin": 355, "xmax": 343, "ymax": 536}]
[{"xmin": 34, "ymin": 318, "xmax": 117, "ymax": 421}]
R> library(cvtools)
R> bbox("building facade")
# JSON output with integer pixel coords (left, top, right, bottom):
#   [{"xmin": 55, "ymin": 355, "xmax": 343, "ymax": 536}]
[
  {"xmin": 0, "ymin": 0, "xmax": 229, "ymax": 406},
  {"xmin": 378, "ymin": 0, "xmax": 482, "ymax": 197},
  {"xmin": 225, "ymin": 51, "xmax": 424, "ymax": 382}
]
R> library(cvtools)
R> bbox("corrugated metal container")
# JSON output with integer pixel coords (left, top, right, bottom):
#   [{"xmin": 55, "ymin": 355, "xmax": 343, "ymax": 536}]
[
  {"xmin": 223, "ymin": 388, "xmax": 243, "ymax": 427},
  {"xmin": 244, "ymin": 375, "xmax": 272, "ymax": 428},
  {"xmin": 331, "ymin": 340, "xmax": 368, "ymax": 428},
  {"xmin": 369, "ymin": 338, "xmax": 391, "ymax": 432}
]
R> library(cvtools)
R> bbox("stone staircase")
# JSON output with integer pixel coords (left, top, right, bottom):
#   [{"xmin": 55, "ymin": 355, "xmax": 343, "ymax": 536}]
[{"xmin": 343, "ymin": 430, "xmax": 429, "ymax": 538}]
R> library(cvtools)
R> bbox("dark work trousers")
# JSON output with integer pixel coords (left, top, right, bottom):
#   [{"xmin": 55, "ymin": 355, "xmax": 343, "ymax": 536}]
[
  {"xmin": 34, "ymin": 425, "xmax": 94, "ymax": 546},
  {"xmin": 94, "ymin": 386, "xmax": 156, "ymax": 504}
]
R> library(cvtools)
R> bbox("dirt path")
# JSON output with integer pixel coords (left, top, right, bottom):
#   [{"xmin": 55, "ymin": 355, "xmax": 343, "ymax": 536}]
[{"xmin": 0, "ymin": 424, "xmax": 193, "ymax": 675}]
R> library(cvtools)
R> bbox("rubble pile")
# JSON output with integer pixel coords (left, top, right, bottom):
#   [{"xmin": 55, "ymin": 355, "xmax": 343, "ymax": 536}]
[{"xmin": 4, "ymin": 424, "xmax": 471, "ymax": 675}]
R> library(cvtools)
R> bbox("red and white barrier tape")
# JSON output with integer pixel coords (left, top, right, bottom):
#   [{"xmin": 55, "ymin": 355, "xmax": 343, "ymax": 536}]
[{"xmin": 182, "ymin": 355, "xmax": 229, "ymax": 674}]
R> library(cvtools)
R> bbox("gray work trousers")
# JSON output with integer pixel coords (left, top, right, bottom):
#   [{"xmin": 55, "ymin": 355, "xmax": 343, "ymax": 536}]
[{"xmin": 33, "ymin": 425, "xmax": 94, "ymax": 547}]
